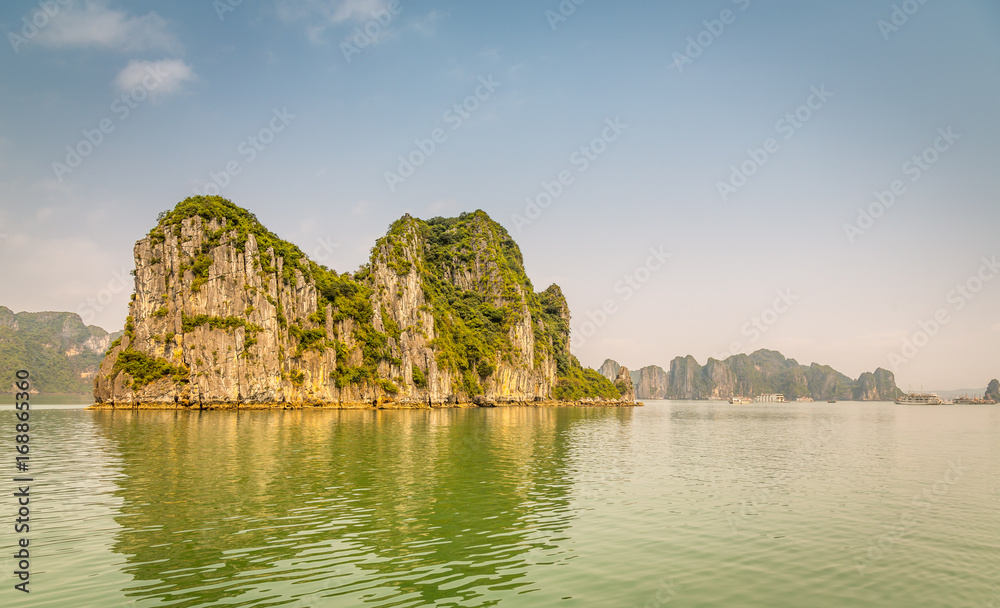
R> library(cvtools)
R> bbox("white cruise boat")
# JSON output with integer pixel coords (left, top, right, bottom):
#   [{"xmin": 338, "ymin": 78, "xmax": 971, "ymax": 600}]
[
  {"xmin": 895, "ymin": 393, "xmax": 944, "ymax": 405},
  {"xmin": 729, "ymin": 396, "xmax": 753, "ymax": 404}
]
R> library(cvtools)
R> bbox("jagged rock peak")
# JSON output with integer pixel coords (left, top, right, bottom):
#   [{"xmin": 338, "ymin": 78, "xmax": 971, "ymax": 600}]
[
  {"xmin": 93, "ymin": 197, "xmax": 627, "ymax": 409},
  {"xmin": 598, "ymin": 359, "xmax": 621, "ymax": 380},
  {"xmin": 640, "ymin": 349, "xmax": 903, "ymax": 401}
]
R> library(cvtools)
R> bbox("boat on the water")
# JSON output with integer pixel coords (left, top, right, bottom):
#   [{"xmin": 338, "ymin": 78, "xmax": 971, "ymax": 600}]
[
  {"xmin": 954, "ymin": 396, "xmax": 998, "ymax": 405},
  {"xmin": 755, "ymin": 393, "xmax": 788, "ymax": 403},
  {"xmin": 729, "ymin": 396, "xmax": 753, "ymax": 404},
  {"xmin": 896, "ymin": 393, "xmax": 944, "ymax": 405}
]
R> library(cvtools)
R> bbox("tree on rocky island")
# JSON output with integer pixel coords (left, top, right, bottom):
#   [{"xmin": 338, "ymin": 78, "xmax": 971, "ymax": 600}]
[{"xmin": 986, "ymin": 379, "xmax": 1000, "ymax": 402}]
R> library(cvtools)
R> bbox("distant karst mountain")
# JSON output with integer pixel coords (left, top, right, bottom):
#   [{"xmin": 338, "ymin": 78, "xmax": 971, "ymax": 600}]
[
  {"xmin": 1, "ymin": 306, "xmax": 121, "ymax": 394},
  {"xmin": 987, "ymin": 379, "xmax": 1000, "ymax": 402},
  {"xmin": 94, "ymin": 197, "xmax": 630, "ymax": 408},
  {"xmin": 599, "ymin": 350, "xmax": 904, "ymax": 401}
]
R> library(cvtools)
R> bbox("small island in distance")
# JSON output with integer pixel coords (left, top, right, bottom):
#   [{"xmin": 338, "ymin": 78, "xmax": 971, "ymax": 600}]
[
  {"xmin": 91, "ymin": 196, "xmax": 637, "ymax": 409},
  {"xmin": 602, "ymin": 350, "xmax": 906, "ymax": 402}
]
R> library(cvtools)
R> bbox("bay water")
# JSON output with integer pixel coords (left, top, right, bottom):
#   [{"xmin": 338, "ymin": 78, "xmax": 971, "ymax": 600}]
[{"xmin": 1, "ymin": 401, "xmax": 997, "ymax": 607}]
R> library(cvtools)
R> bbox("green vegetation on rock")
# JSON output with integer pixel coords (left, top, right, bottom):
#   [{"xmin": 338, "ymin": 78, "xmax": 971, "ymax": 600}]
[
  {"xmin": 553, "ymin": 356, "xmax": 622, "ymax": 400},
  {"xmin": 986, "ymin": 379, "xmax": 1000, "ymax": 402},
  {"xmin": 0, "ymin": 306, "xmax": 121, "ymax": 394},
  {"xmin": 112, "ymin": 349, "xmax": 189, "ymax": 390}
]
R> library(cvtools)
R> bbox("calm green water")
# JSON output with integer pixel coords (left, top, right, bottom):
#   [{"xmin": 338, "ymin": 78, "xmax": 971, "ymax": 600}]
[{"xmin": 2, "ymin": 402, "xmax": 998, "ymax": 607}]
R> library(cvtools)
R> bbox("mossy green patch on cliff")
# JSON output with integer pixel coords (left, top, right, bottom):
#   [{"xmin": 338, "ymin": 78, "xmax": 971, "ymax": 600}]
[
  {"xmin": 113, "ymin": 349, "xmax": 189, "ymax": 390},
  {"xmin": 553, "ymin": 356, "xmax": 621, "ymax": 400},
  {"xmin": 155, "ymin": 196, "xmax": 313, "ymax": 286}
]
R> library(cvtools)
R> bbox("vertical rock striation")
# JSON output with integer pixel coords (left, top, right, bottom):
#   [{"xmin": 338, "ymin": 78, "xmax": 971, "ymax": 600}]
[{"xmin": 94, "ymin": 197, "xmax": 628, "ymax": 408}]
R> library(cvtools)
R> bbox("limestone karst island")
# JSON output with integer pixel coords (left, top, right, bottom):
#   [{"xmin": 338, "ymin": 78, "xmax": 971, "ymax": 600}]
[{"xmin": 91, "ymin": 196, "xmax": 637, "ymax": 409}]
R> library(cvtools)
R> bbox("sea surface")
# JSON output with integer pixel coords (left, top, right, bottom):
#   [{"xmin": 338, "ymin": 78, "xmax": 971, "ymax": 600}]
[{"xmin": 1, "ymin": 401, "xmax": 998, "ymax": 608}]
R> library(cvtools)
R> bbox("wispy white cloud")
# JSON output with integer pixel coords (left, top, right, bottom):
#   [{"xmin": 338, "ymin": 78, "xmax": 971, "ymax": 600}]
[
  {"xmin": 405, "ymin": 10, "xmax": 445, "ymax": 36},
  {"xmin": 276, "ymin": 0, "xmax": 442, "ymax": 45},
  {"xmin": 34, "ymin": 1, "xmax": 180, "ymax": 53},
  {"xmin": 277, "ymin": 0, "xmax": 389, "ymax": 26},
  {"xmin": 113, "ymin": 59, "xmax": 195, "ymax": 100}
]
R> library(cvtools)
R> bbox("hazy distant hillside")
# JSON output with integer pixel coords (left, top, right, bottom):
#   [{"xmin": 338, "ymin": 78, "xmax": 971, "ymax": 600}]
[
  {"xmin": 0, "ymin": 306, "xmax": 121, "ymax": 394},
  {"xmin": 601, "ymin": 349, "xmax": 904, "ymax": 401}
]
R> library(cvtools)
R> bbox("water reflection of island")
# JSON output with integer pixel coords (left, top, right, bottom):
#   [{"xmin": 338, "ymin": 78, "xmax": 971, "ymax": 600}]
[{"xmin": 91, "ymin": 407, "xmax": 632, "ymax": 607}]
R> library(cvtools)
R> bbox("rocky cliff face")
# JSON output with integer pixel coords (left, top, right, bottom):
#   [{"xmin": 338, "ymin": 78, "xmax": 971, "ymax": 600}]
[
  {"xmin": 651, "ymin": 349, "xmax": 903, "ymax": 401},
  {"xmin": 598, "ymin": 359, "xmax": 621, "ymax": 381},
  {"xmin": 634, "ymin": 365, "xmax": 669, "ymax": 399},
  {"xmin": 95, "ymin": 197, "xmax": 624, "ymax": 408},
  {"xmin": 986, "ymin": 379, "xmax": 1000, "ymax": 402},
  {"xmin": 614, "ymin": 367, "xmax": 636, "ymax": 402},
  {"xmin": 0, "ymin": 306, "xmax": 120, "ymax": 394}
]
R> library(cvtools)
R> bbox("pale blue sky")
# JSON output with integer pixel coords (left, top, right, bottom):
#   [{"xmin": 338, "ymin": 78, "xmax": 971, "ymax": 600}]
[{"xmin": 1, "ymin": 0, "xmax": 998, "ymax": 389}]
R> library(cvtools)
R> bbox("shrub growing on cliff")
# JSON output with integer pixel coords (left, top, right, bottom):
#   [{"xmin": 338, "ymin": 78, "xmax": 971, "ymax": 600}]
[
  {"xmin": 113, "ymin": 349, "xmax": 189, "ymax": 390},
  {"xmin": 553, "ymin": 356, "xmax": 621, "ymax": 401}
]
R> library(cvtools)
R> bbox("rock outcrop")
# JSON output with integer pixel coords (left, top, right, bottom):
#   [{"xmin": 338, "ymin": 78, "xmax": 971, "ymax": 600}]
[
  {"xmin": 0, "ymin": 306, "xmax": 121, "ymax": 394},
  {"xmin": 94, "ymin": 197, "xmax": 633, "ymax": 409},
  {"xmin": 650, "ymin": 349, "xmax": 904, "ymax": 401},
  {"xmin": 598, "ymin": 359, "xmax": 621, "ymax": 381},
  {"xmin": 614, "ymin": 367, "xmax": 636, "ymax": 402},
  {"xmin": 987, "ymin": 379, "xmax": 1000, "ymax": 402},
  {"xmin": 634, "ymin": 365, "xmax": 669, "ymax": 399}
]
